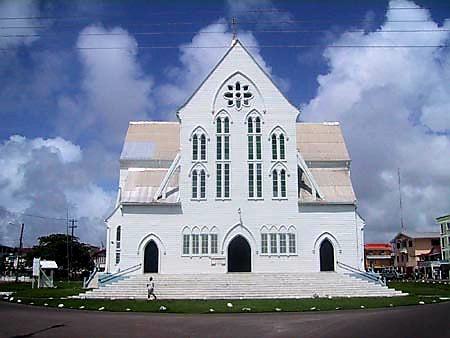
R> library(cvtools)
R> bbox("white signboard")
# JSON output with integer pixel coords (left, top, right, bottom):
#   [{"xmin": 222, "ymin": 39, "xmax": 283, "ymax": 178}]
[{"xmin": 32, "ymin": 258, "xmax": 40, "ymax": 277}]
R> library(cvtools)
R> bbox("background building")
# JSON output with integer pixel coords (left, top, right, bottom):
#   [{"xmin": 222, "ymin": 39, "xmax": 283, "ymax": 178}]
[
  {"xmin": 392, "ymin": 232, "xmax": 440, "ymax": 276},
  {"xmin": 364, "ymin": 243, "xmax": 393, "ymax": 272},
  {"xmin": 436, "ymin": 214, "xmax": 450, "ymax": 261}
]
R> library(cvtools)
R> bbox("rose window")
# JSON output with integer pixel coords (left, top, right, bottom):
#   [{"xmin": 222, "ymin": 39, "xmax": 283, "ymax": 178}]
[{"xmin": 223, "ymin": 81, "xmax": 253, "ymax": 110}]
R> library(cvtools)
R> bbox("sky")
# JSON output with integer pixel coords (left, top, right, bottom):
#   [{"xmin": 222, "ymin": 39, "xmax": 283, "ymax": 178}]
[{"xmin": 0, "ymin": 0, "xmax": 449, "ymax": 248}]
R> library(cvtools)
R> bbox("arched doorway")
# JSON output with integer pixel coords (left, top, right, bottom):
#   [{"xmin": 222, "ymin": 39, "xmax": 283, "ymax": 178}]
[
  {"xmin": 144, "ymin": 240, "xmax": 159, "ymax": 273},
  {"xmin": 320, "ymin": 239, "xmax": 335, "ymax": 271},
  {"xmin": 228, "ymin": 235, "xmax": 251, "ymax": 272}
]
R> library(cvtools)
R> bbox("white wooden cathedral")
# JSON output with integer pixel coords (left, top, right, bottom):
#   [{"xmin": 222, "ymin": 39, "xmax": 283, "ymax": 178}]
[{"xmin": 105, "ymin": 39, "xmax": 365, "ymax": 276}]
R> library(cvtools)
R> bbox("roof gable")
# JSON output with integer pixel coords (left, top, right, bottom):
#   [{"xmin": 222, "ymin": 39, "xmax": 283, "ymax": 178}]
[{"xmin": 178, "ymin": 39, "xmax": 300, "ymax": 116}]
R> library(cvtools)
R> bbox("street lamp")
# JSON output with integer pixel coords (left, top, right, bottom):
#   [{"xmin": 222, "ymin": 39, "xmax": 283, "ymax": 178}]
[{"xmin": 8, "ymin": 222, "xmax": 24, "ymax": 283}]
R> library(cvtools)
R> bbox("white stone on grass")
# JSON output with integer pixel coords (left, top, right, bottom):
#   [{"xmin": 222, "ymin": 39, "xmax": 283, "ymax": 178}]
[
  {"xmin": 226, "ymin": 302, "xmax": 233, "ymax": 308},
  {"xmin": 44, "ymin": 303, "xmax": 48, "ymax": 306},
  {"xmin": 79, "ymin": 306, "xmax": 85, "ymax": 309},
  {"xmin": 389, "ymin": 304, "xmax": 394, "ymax": 307},
  {"xmin": 360, "ymin": 305, "xmax": 365, "ymax": 309},
  {"xmin": 159, "ymin": 305, "xmax": 167, "ymax": 311},
  {"xmin": 327, "ymin": 295, "xmax": 332, "ymax": 299},
  {"xmin": 98, "ymin": 307, "xmax": 105, "ymax": 311},
  {"xmin": 9, "ymin": 297, "xmax": 14, "ymax": 302},
  {"xmin": 58, "ymin": 304, "xmax": 64, "ymax": 308},
  {"xmin": 310, "ymin": 307, "xmax": 316, "ymax": 311},
  {"xmin": 30, "ymin": 302, "xmax": 34, "ymax": 305},
  {"xmin": 17, "ymin": 299, "xmax": 22, "ymax": 303},
  {"xmin": 242, "ymin": 307, "xmax": 251, "ymax": 312},
  {"xmin": 419, "ymin": 301, "xmax": 425, "ymax": 305},
  {"xmin": 126, "ymin": 308, "xmax": 131, "ymax": 311},
  {"xmin": 335, "ymin": 307, "xmax": 341, "ymax": 310},
  {"xmin": 209, "ymin": 308, "xmax": 215, "ymax": 313},
  {"xmin": 275, "ymin": 308, "xmax": 282, "ymax": 312}
]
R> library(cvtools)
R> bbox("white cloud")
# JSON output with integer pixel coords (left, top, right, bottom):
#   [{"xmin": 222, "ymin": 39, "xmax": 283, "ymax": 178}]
[
  {"xmin": 57, "ymin": 24, "xmax": 154, "ymax": 146},
  {"xmin": 0, "ymin": 135, "xmax": 114, "ymax": 247},
  {"xmin": 301, "ymin": 0, "xmax": 450, "ymax": 241},
  {"xmin": 156, "ymin": 19, "xmax": 272, "ymax": 112},
  {"xmin": 0, "ymin": 0, "xmax": 40, "ymax": 48}
]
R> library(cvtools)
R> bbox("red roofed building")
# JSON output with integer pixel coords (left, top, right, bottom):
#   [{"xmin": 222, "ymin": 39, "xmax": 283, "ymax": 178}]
[{"xmin": 364, "ymin": 243, "xmax": 393, "ymax": 272}]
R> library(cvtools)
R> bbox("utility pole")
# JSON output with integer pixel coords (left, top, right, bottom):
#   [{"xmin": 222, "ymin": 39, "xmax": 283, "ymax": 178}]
[
  {"xmin": 15, "ymin": 223, "xmax": 24, "ymax": 283},
  {"xmin": 398, "ymin": 168, "xmax": 405, "ymax": 230},
  {"xmin": 66, "ymin": 209, "xmax": 69, "ymax": 281},
  {"xmin": 69, "ymin": 219, "xmax": 78, "ymax": 279}
]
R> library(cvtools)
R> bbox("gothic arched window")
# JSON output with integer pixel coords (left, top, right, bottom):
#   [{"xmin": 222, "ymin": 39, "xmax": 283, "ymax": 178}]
[
  {"xmin": 192, "ymin": 169, "xmax": 206, "ymax": 200},
  {"xmin": 191, "ymin": 127, "xmax": 207, "ymax": 162},
  {"xmin": 216, "ymin": 113, "xmax": 231, "ymax": 198},
  {"xmin": 272, "ymin": 167, "xmax": 287, "ymax": 199},
  {"xmin": 270, "ymin": 127, "xmax": 287, "ymax": 161}
]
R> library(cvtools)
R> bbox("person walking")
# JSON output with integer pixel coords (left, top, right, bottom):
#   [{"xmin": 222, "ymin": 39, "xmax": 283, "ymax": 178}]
[{"xmin": 147, "ymin": 277, "xmax": 157, "ymax": 300}]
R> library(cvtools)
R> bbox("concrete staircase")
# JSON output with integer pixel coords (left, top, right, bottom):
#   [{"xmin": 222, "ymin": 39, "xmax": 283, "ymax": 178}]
[{"xmin": 77, "ymin": 272, "xmax": 406, "ymax": 300}]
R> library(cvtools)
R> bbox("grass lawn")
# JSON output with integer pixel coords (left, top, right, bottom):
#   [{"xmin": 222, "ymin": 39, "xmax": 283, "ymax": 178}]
[
  {"xmin": 388, "ymin": 280, "xmax": 450, "ymax": 297},
  {"xmin": 1, "ymin": 280, "xmax": 448, "ymax": 314}
]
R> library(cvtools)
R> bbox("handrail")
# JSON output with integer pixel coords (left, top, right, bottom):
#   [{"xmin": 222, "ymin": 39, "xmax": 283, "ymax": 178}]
[
  {"xmin": 337, "ymin": 261, "xmax": 385, "ymax": 286},
  {"xmin": 99, "ymin": 263, "xmax": 142, "ymax": 285},
  {"xmin": 83, "ymin": 266, "xmax": 98, "ymax": 289}
]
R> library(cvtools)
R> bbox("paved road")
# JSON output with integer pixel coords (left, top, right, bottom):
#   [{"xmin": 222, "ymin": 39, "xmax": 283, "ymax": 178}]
[{"xmin": 1, "ymin": 301, "xmax": 449, "ymax": 338}]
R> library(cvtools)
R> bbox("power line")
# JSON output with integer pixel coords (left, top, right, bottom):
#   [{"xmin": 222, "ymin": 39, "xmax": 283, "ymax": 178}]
[
  {"xmin": 0, "ymin": 206, "xmax": 67, "ymax": 221},
  {"xmin": 0, "ymin": 5, "xmax": 448, "ymax": 20},
  {"xmin": 1, "ymin": 44, "xmax": 447, "ymax": 53},
  {"xmin": 1, "ymin": 28, "xmax": 449, "ymax": 38},
  {"xmin": 0, "ymin": 18, "xmax": 443, "ymax": 30}
]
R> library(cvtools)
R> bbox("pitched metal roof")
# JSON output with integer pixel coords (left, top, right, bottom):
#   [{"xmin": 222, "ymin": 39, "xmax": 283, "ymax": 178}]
[
  {"xmin": 121, "ymin": 169, "xmax": 180, "ymax": 204},
  {"xmin": 300, "ymin": 168, "xmax": 356, "ymax": 203},
  {"xmin": 296, "ymin": 123, "xmax": 350, "ymax": 162},
  {"xmin": 120, "ymin": 122, "xmax": 180, "ymax": 162}
]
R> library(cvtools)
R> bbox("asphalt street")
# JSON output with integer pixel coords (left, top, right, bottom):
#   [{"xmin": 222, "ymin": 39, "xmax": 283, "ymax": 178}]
[{"xmin": 0, "ymin": 301, "xmax": 449, "ymax": 338}]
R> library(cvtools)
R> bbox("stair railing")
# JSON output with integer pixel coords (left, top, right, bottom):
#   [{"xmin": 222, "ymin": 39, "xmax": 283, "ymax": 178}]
[
  {"xmin": 83, "ymin": 266, "xmax": 98, "ymax": 289},
  {"xmin": 337, "ymin": 261, "xmax": 385, "ymax": 286},
  {"xmin": 99, "ymin": 263, "xmax": 142, "ymax": 286}
]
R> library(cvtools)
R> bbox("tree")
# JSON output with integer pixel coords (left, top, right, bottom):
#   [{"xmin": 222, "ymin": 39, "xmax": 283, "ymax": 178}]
[{"xmin": 26, "ymin": 234, "xmax": 93, "ymax": 279}]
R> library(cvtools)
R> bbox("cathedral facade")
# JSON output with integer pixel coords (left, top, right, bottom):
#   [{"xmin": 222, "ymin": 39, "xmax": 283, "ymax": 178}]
[{"xmin": 105, "ymin": 40, "xmax": 365, "ymax": 275}]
